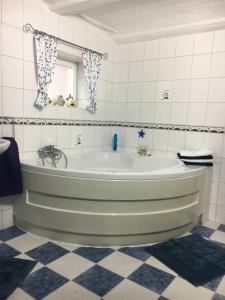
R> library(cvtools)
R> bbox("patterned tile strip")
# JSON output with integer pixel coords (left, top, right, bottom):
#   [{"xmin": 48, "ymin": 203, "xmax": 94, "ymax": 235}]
[{"xmin": 0, "ymin": 116, "xmax": 224, "ymax": 133}]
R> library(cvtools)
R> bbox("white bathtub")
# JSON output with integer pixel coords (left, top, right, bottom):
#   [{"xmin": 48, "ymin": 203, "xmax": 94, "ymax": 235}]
[{"xmin": 14, "ymin": 151, "xmax": 206, "ymax": 246}]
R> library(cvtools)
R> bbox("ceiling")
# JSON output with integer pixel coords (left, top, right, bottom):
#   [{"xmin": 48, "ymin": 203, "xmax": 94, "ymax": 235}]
[{"xmin": 44, "ymin": 0, "xmax": 225, "ymax": 43}]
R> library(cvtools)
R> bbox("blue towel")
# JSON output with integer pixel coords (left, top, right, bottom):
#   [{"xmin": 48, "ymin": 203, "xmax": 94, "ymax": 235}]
[{"xmin": 0, "ymin": 137, "xmax": 23, "ymax": 198}]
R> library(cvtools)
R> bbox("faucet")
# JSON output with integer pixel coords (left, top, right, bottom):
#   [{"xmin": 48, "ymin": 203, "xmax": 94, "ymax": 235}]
[
  {"xmin": 137, "ymin": 145, "xmax": 150, "ymax": 157},
  {"xmin": 38, "ymin": 145, "xmax": 67, "ymax": 168}
]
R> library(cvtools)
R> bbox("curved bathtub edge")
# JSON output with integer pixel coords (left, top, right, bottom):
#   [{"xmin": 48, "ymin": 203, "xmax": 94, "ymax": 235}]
[{"xmin": 14, "ymin": 217, "xmax": 196, "ymax": 247}]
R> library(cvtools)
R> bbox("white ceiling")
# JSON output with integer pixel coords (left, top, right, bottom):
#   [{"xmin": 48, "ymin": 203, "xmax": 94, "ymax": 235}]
[{"xmin": 44, "ymin": 0, "xmax": 225, "ymax": 43}]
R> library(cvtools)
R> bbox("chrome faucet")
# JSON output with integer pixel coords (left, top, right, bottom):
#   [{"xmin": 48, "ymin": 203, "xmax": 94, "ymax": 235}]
[
  {"xmin": 137, "ymin": 145, "xmax": 150, "ymax": 157},
  {"xmin": 38, "ymin": 145, "xmax": 67, "ymax": 168}
]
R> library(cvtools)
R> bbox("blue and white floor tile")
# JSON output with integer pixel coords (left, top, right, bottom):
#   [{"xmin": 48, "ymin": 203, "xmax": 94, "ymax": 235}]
[{"xmin": 0, "ymin": 221, "xmax": 225, "ymax": 300}]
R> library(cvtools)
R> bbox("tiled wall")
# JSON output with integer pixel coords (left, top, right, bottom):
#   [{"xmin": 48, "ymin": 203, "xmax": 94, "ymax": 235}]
[
  {"xmin": 0, "ymin": 0, "xmax": 117, "ymax": 229},
  {"xmin": 113, "ymin": 29, "xmax": 225, "ymax": 223}
]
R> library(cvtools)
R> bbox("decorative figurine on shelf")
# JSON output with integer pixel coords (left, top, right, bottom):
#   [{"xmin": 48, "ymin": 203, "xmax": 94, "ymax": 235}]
[
  {"xmin": 65, "ymin": 94, "xmax": 77, "ymax": 107},
  {"xmin": 138, "ymin": 129, "xmax": 145, "ymax": 138},
  {"xmin": 47, "ymin": 97, "xmax": 52, "ymax": 105},
  {"xmin": 51, "ymin": 95, "xmax": 65, "ymax": 106}
]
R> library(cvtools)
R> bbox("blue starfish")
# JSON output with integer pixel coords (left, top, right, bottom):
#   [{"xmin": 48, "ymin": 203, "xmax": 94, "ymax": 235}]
[{"xmin": 138, "ymin": 129, "xmax": 145, "ymax": 138}]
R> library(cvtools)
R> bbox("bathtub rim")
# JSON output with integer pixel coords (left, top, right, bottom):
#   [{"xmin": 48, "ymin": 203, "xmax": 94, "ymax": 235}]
[{"xmin": 20, "ymin": 155, "xmax": 206, "ymax": 180}]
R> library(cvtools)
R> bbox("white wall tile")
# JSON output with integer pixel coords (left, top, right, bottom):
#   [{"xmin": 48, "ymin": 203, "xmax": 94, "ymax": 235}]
[
  {"xmin": 127, "ymin": 83, "xmax": 141, "ymax": 102},
  {"xmin": 42, "ymin": 105, "xmax": 58, "ymax": 119},
  {"xmin": 176, "ymin": 35, "xmax": 193, "ymax": 56},
  {"xmin": 211, "ymin": 52, "xmax": 225, "ymax": 77},
  {"xmin": 194, "ymin": 32, "xmax": 213, "ymax": 54},
  {"xmin": 2, "ymin": 24, "xmax": 23, "ymax": 59},
  {"xmin": 82, "ymin": 127, "xmax": 95, "ymax": 148},
  {"xmin": 3, "ymin": 87, "xmax": 23, "ymax": 117},
  {"xmin": 210, "ymin": 182, "xmax": 218, "ymax": 205},
  {"xmin": 203, "ymin": 133, "xmax": 224, "ymax": 157},
  {"xmin": 159, "ymin": 37, "xmax": 176, "ymax": 58},
  {"xmin": 125, "ymin": 128, "xmax": 138, "ymax": 148},
  {"xmin": 23, "ymin": 126, "xmax": 42, "ymax": 152},
  {"xmin": 24, "ymin": 0, "xmax": 43, "ymax": 30},
  {"xmin": 174, "ymin": 56, "xmax": 192, "ymax": 79},
  {"xmin": 216, "ymin": 205, "xmax": 225, "ymax": 223},
  {"xmin": 113, "ymin": 102, "xmax": 127, "ymax": 121},
  {"xmin": 43, "ymin": 9, "xmax": 59, "ymax": 36},
  {"xmin": 144, "ymin": 40, "xmax": 160, "ymax": 60},
  {"xmin": 57, "ymin": 126, "xmax": 72, "ymax": 149},
  {"xmin": 24, "ymin": 89, "xmax": 40, "ymax": 118},
  {"xmin": 2, "ymin": 56, "xmax": 23, "ymax": 88},
  {"xmin": 117, "ymin": 44, "xmax": 130, "ymax": 63},
  {"xmin": 86, "ymin": 27, "xmax": 99, "ymax": 52},
  {"xmin": 172, "ymin": 80, "xmax": 190, "ymax": 102},
  {"xmin": 140, "ymin": 103, "xmax": 155, "ymax": 123},
  {"xmin": 213, "ymin": 29, "xmax": 225, "ymax": 52},
  {"xmin": 129, "ymin": 62, "xmax": 143, "ymax": 82},
  {"xmin": 189, "ymin": 79, "xmax": 209, "ymax": 102},
  {"xmin": 71, "ymin": 106, "xmax": 84, "ymax": 120},
  {"xmin": 154, "ymin": 102, "xmax": 171, "ymax": 123},
  {"xmin": 58, "ymin": 16, "xmax": 74, "ymax": 42},
  {"xmin": 170, "ymin": 103, "xmax": 188, "ymax": 124},
  {"xmin": 115, "ymin": 83, "xmax": 128, "ymax": 102},
  {"xmin": 117, "ymin": 63, "xmax": 129, "ymax": 82},
  {"xmin": 206, "ymin": 103, "xmax": 225, "ymax": 126},
  {"xmin": 24, "ymin": 33, "xmax": 35, "ymax": 62},
  {"xmin": 130, "ymin": 42, "xmax": 145, "ymax": 61},
  {"xmin": 187, "ymin": 103, "xmax": 206, "ymax": 126},
  {"xmin": 168, "ymin": 130, "xmax": 185, "ymax": 152},
  {"xmin": 185, "ymin": 132, "xmax": 204, "ymax": 150},
  {"xmin": 0, "ymin": 87, "xmax": 2, "ymax": 116},
  {"xmin": 158, "ymin": 58, "xmax": 174, "ymax": 80},
  {"xmin": 220, "ymin": 159, "xmax": 225, "ymax": 183},
  {"xmin": 42, "ymin": 125, "xmax": 57, "ymax": 146},
  {"xmin": 209, "ymin": 205, "xmax": 216, "ymax": 221},
  {"xmin": 153, "ymin": 129, "xmax": 168, "ymax": 151},
  {"xmin": 77, "ymin": 78, "xmax": 89, "ymax": 100},
  {"xmin": 74, "ymin": 19, "xmax": 86, "ymax": 48},
  {"xmin": 2, "ymin": 0, "xmax": 23, "ymax": 28},
  {"xmin": 2, "ymin": 208, "xmax": 14, "ymax": 229},
  {"xmin": 94, "ymin": 127, "xmax": 106, "ymax": 147},
  {"xmin": 141, "ymin": 82, "xmax": 156, "ymax": 102},
  {"xmin": 143, "ymin": 60, "xmax": 158, "ymax": 81},
  {"xmin": 126, "ymin": 103, "xmax": 140, "ymax": 122},
  {"xmin": 208, "ymin": 78, "xmax": 225, "ymax": 102},
  {"xmin": 217, "ymin": 183, "xmax": 225, "ymax": 206},
  {"xmin": 95, "ymin": 100, "xmax": 105, "ymax": 121},
  {"xmin": 24, "ymin": 61, "xmax": 37, "ymax": 90},
  {"xmin": 192, "ymin": 54, "xmax": 211, "ymax": 78}
]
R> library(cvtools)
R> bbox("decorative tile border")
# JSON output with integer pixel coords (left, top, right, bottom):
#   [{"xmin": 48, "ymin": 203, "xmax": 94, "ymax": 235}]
[{"xmin": 0, "ymin": 116, "xmax": 224, "ymax": 134}]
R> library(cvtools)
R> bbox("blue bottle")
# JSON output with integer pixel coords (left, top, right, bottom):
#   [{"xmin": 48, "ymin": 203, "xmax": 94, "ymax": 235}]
[{"xmin": 113, "ymin": 133, "xmax": 118, "ymax": 151}]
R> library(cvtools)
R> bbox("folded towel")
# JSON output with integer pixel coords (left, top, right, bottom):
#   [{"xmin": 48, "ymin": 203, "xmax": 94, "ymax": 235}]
[
  {"xmin": 0, "ymin": 137, "xmax": 23, "ymax": 198},
  {"xmin": 182, "ymin": 161, "xmax": 213, "ymax": 167},
  {"xmin": 177, "ymin": 153, "xmax": 213, "ymax": 160},
  {"xmin": 179, "ymin": 149, "xmax": 213, "ymax": 157},
  {"xmin": 181, "ymin": 158, "xmax": 213, "ymax": 164}
]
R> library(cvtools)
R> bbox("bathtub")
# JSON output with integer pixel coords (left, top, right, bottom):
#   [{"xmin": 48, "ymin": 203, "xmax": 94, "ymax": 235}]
[{"xmin": 14, "ymin": 151, "xmax": 207, "ymax": 246}]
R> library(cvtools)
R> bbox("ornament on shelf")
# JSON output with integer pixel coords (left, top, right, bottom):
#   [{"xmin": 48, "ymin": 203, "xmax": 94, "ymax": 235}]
[{"xmin": 65, "ymin": 94, "xmax": 77, "ymax": 107}]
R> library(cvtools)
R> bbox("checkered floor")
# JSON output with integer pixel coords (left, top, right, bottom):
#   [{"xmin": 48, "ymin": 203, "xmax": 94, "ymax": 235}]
[{"xmin": 1, "ymin": 221, "xmax": 225, "ymax": 300}]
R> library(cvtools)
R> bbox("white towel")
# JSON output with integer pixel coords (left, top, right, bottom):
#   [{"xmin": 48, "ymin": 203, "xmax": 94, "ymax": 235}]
[
  {"xmin": 181, "ymin": 159, "xmax": 213, "ymax": 164},
  {"xmin": 179, "ymin": 149, "xmax": 212, "ymax": 157}
]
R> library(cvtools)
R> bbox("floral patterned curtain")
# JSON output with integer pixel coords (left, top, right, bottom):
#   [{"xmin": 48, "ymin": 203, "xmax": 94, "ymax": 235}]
[
  {"xmin": 34, "ymin": 32, "xmax": 58, "ymax": 109},
  {"xmin": 82, "ymin": 50, "xmax": 103, "ymax": 113}
]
